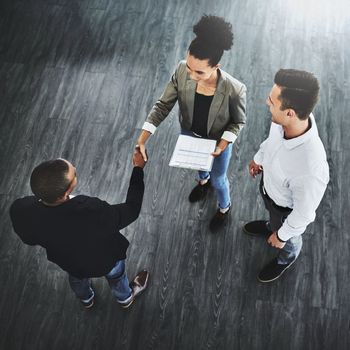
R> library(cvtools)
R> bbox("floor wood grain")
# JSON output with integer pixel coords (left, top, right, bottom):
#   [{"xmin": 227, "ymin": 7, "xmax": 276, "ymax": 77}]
[{"xmin": 1, "ymin": 0, "xmax": 349, "ymax": 349}]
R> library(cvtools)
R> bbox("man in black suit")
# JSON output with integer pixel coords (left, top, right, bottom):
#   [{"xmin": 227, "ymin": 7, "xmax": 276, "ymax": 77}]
[{"xmin": 10, "ymin": 148, "xmax": 149, "ymax": 309}]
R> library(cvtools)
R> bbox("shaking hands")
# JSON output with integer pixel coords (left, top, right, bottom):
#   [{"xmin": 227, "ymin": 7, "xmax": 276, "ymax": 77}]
[{"xmin": 133, "ymin": 145, "xmax": 147, "ymax": 169}]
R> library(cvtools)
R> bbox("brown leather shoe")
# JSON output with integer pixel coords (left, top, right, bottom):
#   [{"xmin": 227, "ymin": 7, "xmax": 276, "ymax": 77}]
[{"xmin": 120, "ymin": 270, "xmax": 149, "ymax": 309}]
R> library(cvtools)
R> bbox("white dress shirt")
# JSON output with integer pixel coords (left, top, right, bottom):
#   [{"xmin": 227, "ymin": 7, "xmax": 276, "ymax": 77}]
[{"xmin": 254, "ymin": 114, "xmax": 329, "ymax": 241}]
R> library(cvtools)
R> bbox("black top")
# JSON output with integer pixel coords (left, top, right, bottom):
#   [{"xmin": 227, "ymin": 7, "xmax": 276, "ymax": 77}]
[
  {"xmin": 9, "ymin": 167, "xmax": 144, "ymax": 278},
  {"xmin": 191, "ymin": 92, "xmax": 214, "ymax": 138}
]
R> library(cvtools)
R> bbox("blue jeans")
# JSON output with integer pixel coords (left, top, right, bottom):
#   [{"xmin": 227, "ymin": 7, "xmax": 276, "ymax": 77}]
[
  {"xmin": 181, "ymin": 130, "xmax": 233, "ymax": 209},
  {"xmin": 68, "ymin": 260, "xmax": 132, "ymax": 303},
  {"xmin": 260, "ymin": 178, "xmax": 303, "ymax": 264},
  {"xmin": 277, "ymin": 235, "xmax": 303, "ymax": 264}
]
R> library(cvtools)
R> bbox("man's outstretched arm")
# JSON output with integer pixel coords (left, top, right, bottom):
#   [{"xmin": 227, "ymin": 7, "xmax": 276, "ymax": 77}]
[{"xmin": 111, "ymin": 148, "xmax": 146, "ymax": 230}]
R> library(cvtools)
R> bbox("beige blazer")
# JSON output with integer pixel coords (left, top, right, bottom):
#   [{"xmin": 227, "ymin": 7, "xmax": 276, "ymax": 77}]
[{"xmin": 143, "ymin": 60, "xmax": 246, "ymax": 142}]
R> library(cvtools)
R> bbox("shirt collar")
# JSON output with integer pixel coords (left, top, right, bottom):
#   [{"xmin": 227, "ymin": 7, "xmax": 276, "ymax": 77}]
[{"xmin": 282, "ymin": 113, "xmax": 318, "ymax": 150}]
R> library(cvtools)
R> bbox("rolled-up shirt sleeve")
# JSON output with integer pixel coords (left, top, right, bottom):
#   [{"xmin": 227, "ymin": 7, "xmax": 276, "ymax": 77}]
[
  {"xmin": 141, "ymin": 121, "xmax": 157, "ymax": 134},
  {"xmin": 221, "ymin": 131, "xmax": 237, "ymax": 143}
]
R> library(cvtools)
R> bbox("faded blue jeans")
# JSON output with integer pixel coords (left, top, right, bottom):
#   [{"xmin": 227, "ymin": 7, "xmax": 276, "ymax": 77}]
[
  {"xmin": 69, "ymin": 260, "xmax": 132, "ymax": 303},
  {"xmin": 181, "ymin": 130, "xmax": 233, "ymax": 209}
]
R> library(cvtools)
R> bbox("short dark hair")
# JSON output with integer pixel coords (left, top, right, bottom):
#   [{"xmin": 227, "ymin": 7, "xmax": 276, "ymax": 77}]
[
  {"xmin": 188, "ymin": 15, "xmax": 233, "ymax": 67},
  {"xmin": 30, "ymin": 159, "xmax": 70, "ymax": 203},
  {"xmin": 274, "ymin": 69, "xmax": 320, "ymax": 120}
]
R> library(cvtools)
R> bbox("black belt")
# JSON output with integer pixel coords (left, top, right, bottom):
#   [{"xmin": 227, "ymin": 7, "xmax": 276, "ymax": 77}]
[{"xmin": 262, "ymin": 183, "xmax": 292, "ymax": 212}]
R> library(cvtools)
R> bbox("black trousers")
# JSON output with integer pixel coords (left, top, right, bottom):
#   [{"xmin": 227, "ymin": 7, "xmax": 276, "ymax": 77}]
[
  {"xmin": 259, "ymin": 177, "xmax": 292, "ymax": 232},
  {"xmin": 259, "ymin": 177, "xmax": 302, "ymax": 264}
]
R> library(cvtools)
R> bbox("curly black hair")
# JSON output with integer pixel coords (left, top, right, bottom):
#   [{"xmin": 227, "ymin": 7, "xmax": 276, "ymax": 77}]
[{"xmin": 188, "ymin": 15, "xmax": 234, "ymax": 66}]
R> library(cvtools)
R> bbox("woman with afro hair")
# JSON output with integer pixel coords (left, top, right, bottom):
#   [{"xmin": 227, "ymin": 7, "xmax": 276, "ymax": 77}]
[{"xmin": 137, "ymin": 15, "xmax": 247, "ymax": 232}]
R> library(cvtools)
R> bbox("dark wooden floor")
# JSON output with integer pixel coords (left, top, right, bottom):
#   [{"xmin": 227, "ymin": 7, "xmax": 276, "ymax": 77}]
[{"xmin": 1, "ymin": 0, "xmax": 349, "ymax": 349}]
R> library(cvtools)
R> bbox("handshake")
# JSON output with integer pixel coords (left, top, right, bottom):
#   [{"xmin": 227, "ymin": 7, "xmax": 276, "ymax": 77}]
[{"xmin": 132, "ymin": 144, "xmax": 148, "ymax": 169}]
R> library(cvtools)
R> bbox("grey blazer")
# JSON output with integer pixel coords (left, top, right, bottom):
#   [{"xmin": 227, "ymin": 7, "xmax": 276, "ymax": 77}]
[{"xmin": 144, "ymin": 60, "xmax": 246, "ymax": 142}]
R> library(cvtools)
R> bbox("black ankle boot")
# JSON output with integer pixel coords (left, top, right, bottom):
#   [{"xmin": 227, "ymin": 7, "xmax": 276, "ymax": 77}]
[{"xmin": 188, "ymin": 180, "xmax": 211, "ymax": 203}]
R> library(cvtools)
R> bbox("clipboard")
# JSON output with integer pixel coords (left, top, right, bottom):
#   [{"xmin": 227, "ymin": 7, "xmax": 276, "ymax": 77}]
[{"xmin": 169, "ymin": 135, "xmax": 216, "ymax": 171}]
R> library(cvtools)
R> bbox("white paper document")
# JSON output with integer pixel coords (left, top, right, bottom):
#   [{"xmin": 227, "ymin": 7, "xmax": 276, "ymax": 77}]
[{"xmin": 169, "ymin": 135, "xmax": 217, "ymax": 171}]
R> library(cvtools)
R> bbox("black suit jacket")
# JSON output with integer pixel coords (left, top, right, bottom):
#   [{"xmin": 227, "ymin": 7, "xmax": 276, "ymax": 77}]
[{"xmin": 9, "ymin": 167, "xmax": 144, "ymax": 278}]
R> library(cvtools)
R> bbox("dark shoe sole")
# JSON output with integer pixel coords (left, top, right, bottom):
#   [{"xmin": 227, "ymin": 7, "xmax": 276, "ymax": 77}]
[{"xmin": 257, "ymin": 259, "xmax": 296, "ymax": 283}]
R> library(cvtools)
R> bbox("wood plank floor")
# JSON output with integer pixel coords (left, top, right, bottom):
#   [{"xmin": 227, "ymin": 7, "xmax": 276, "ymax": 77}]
[{"xmin": 0, "ymin": 0, "xmax": 349, "ymax": 349}]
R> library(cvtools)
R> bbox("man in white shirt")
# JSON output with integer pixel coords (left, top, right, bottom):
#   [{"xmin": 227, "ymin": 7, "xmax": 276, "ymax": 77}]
[{"xmin": 244, "ymin": 69, "xmax": 329, "ymax": 283}]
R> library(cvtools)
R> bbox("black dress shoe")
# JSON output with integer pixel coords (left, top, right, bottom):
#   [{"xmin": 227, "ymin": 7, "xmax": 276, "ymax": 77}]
[
  {"xmin": 189, "ymin": 180, "xmax": 211, "ymax": 202},
  {"xmin": 120, "ymin": 270, "xmax": 150, "ymax": 309},
  {"xmin": 258, "ymin": 258, "xmax": 295, "ymax": 283},
  {"xmin": 243, "ymin": 220, "xmax": 272, "ymax": 237},
  {"xmin": 209, "ymin": 208, "xmax": 230, "ymax": 233}
]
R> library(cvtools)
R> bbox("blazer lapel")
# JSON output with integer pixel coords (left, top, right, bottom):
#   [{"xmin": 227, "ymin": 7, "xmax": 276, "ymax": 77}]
[
  {"xmin": 183, "ymin": 78, "xmax": 196, "ymax": 128},
  {"xmin": 207, "ymin": 71, "xmax": 225, "ymax": 133}
]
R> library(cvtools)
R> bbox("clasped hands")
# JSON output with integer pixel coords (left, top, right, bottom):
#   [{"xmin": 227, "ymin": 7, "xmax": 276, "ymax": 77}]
[{"xmin": 132, "ymin": 145, "xmax": 147, "ymax": 168}]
